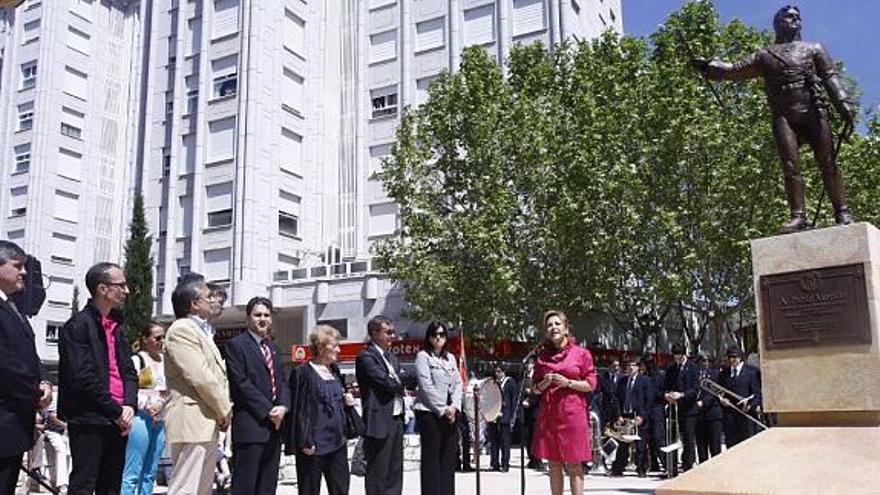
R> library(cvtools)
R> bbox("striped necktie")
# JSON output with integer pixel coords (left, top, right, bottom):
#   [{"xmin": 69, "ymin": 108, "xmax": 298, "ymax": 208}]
[{"xmin": 261, "ymin": 339, "xmax": 277, "ymax": 400}]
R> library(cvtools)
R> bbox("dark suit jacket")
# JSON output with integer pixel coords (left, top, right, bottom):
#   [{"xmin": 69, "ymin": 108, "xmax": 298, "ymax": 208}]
[
  {"xmin": 0, "ymin": 297, "xmax": 46, "ymax": 457},
  {"xmin": 496, "ymin": 376, "xmax": 518, "ymax": 424},
  {"xmin": 355, "ymin": 344, "xmax": 414, "ymax": 439},
  {"xmin": 664, "ymin": 360, "xmax": 700, "ymax": 416},
  {"xmin": 718, "ymin": 364, "xmax": 762, "ymax": 413},
  {"xmin": 225, "ymin": 332, "xmax": 290, "ymax": 444},
  {"xmin": 615, "ymin": 373, "xmax": 651, "ymax": 420},
  {"xmin": 695, "ymin": 368, "xmax": 723, "ymax": 421},
  {"xmin": 58, "ymin": 302, "xmax": 138, "ymax": 425}
]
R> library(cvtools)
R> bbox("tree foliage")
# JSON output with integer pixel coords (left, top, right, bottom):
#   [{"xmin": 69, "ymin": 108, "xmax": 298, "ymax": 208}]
[
  {"xmin": 376, "ymin": 2, "xmax": 880, "ymax": 348},
  {"xmin": 123, "ymin": 193, "xmax": 154, "ymax": 344}
]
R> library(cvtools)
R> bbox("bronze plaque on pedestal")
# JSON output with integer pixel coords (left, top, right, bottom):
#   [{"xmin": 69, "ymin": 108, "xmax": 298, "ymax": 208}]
[{"xmin": 759, "ymin": 263, "xmax": 870, "ymax": 350}]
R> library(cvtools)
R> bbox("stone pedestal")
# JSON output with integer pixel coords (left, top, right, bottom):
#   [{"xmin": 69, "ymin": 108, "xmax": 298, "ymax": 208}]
[{"xmin": 658, "ymin": 223, "xmax": 880, "ymax": 494}]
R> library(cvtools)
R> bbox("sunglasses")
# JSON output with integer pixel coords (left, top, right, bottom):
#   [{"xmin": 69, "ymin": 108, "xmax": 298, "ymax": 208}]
[{"xmin": 432, "ymin": 332, "xmax": 447, "ymax": 338}]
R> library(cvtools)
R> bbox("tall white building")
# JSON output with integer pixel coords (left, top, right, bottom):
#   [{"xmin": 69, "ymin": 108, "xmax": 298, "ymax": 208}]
[
  {"xmin": 0, "ymin": 0, "xmax": 145, "ymax": 363},
  {"xmin": 0, "ymin": 0, "xmax": 622, "ymax": 363}
]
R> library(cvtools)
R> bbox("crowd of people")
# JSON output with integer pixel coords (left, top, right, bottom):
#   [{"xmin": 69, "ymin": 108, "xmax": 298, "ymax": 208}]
[{"xmin": 1, "ymin": 238, "xmax": 766, "ymax": 495}]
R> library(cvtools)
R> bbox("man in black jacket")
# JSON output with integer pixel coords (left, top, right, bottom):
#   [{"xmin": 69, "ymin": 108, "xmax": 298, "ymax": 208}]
[
  {"xmin": 719, "ymin": 345, "xmax": 762, "ymax": 448},
  {"xmin": 224, "ymin": 296, "xmax": 289, "ymax": 495},
  {"xmin": 59, "ymin": 262, "xmax": 138, "ymax": 495},
  {"xmin": 0, "ymin": 241, "xmax": 51, "ymax": 494},
  {"xmin": 664, "ymin": 343, "xmax": 699, "ymax": 474},
  {"xmin": 488, "ymin": 364, "xmax": 518, "ymax": 472},
  {"xmin": 355, "ymin": 315, "xmax": 415, "ymax": 495},
  {"xmin": 610, "ymin": 358, "xmax": 651, "ymax": 477},
  {"xmin": 694, "ymin": 355, "xmax": 723, "ymax": 463}
]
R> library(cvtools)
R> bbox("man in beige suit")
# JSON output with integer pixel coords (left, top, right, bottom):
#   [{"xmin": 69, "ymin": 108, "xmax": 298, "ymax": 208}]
[{"xmin": 164, "ymin": 274, "xmax": 232, "ymax": 495}]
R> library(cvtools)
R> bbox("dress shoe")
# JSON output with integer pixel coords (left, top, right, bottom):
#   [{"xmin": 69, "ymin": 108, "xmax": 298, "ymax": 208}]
[
  {"xmin": 638, "ymin": 471, "xmax": 647, "ymax": 478},
  {"xmin": 608, "ymin": 471, "xmax": 624, "ymax": 477},
  {"xmin": 500, "ymin": 467, "xmax": 509, "ymax": 472}
]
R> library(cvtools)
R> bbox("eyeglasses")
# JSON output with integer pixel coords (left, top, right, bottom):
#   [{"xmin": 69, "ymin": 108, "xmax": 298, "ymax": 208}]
[
  {"xmin": 104, "ymin": 281, "xmax": 129, "ymax": 290},
  {"xmin": 153, "ymin": 335, "xmax": 165, "ymax": 342},
  {"xmin": 384, "ymin": 329, "xmax": 396, "ymax": 336}
]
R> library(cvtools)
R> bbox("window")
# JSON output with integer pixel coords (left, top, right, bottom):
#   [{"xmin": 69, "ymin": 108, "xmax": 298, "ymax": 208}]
[
  {"xmin": 61, "ymin": 123, "xmax": 82, "ymax": 140},
  {"xmin": 283, "ymin": 9, "xmax": 305, "ymax": 58},
  {"xmin": 512, "ymin": 0, "xmax": 545, "ymax": 37},
  {"xmin": 14, "ymin": 144, "xmax": 31, "ymax": 174},
  {"xmin": 280, "ymin": 128, "xmax": 303, "ymax": 176},
  {"xmin": 370, "ymin": 86, "xmax": 398, "ymax": 119},
  {"xmin": 207, "ymin": 117, "xmax": 235, "ymax": 161},
  {"xmin": 211, "ymin": 55, "xmax": 238, "ymax": 99},
  {"xmin": 21, "ymin": 61, "xmax": 37, "ymax": 89},
  {"xmin": 162, "ymin": 149, "xmax": 171, "ymax": 177},
  {"xmin": 51, "ymin": 232, "xmax": 76, "ymax": 265},
  {"xmin": 464, "ymin": 5, "xmax": 495, "ymax": 46},
  {"xmin": 317, "ymin": 319, "xmax": 349, "ymax": 339},
  {"xmin": 58, "ymin": 147, "xmax": 83, "ymax": 181},
  {"xmin": 279, "ymin": 211, "xmax": 299, "ymax": 238},
  {"xmin": 415, "ymin": 17, "xmax": 445, "ymax": 52},
  {"xmin": 213, "ymin": 73, "xmax": 237, "ymax": 98},
  {"xmin": 203, "ymin": 248, "xmax": 231, "ymax": 281},
  {"xmin": 207, "ymin": 209, "xmax": 232, "ymax": 227},
  {"xmin": 46, "ymin": 323, "xmax": 63, "ymax": 345},
  {"xmin": 62, "ymin": 66, "xmax": 88, "ymax": 100},
  {"xmin": 9, "ymin": 186, "xmax": 28, "ymax": 217},
  {"xmin": 17, "ymin": 102, "xmax": 34, "ymax": 131},
  {"xmin": 281, "ymin": 67, "xmax": 304, "ymax": 116},
  {"xmin": 212, "ymin": 0, "xmax": 240, "ymax": 40},
  {"xmin": 187, "ymin": 89, "xmax": 199, "ymax": 114},
  {"xmin": 67, "ymin": 26, "xmax": 91, "ymax": 55},
  {"xmin": 22, "ymin": 19, "xmax": 40, "ymax": 45},
  {"xmin": 370, "ymin": 29, "xmax": 397, "ymax": 64},
  {"xmin": 54, "ymin": 190, "xmax": 79, "ymax": 223},
  {"xmin": 206, "ymin": 181, "xmax": 233, "ymax": 227}
]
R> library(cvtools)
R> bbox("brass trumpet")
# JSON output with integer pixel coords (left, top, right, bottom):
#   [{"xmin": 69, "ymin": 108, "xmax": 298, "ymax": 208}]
[{"xmin": 698, "ymin": 377, "xmax": 768, "ymax": 431}]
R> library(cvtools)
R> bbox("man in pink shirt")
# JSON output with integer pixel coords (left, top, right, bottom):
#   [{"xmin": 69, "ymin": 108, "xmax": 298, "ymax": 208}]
[{"xmin": 59, "ymin": 262, "xmax": 138, "ymax": 495}]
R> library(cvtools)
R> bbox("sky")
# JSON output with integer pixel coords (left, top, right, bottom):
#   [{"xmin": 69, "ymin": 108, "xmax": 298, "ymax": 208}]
[{"xmin": 621, "ymin": 1, "xmax": 879, "ymax": 129}]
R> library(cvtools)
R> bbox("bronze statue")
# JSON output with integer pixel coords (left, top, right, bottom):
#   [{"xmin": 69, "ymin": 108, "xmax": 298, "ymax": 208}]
[{"xmin": 692, "ymin": 5, "xmax": 855, "ymax": 233}]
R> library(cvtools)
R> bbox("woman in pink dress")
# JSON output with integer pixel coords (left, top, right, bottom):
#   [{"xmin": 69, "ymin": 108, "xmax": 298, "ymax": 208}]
[{"xmin": 531, "ymin": 309, "xmax": 598, "ymax": 495}]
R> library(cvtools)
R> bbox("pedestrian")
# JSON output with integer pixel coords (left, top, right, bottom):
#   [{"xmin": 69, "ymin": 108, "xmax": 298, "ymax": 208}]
[
  {"xmin": 59, "ymin": 262, "xmax": 139, "ymax": 495},
  {"xmin": 121, "ymin": 322, "xmax": 168, "ymax": 495},
  {"xmin": 531, "ymin": 310, "xmax": 598, "ymax": 495},
  {"xmin": 355, "ymin": 315, "xmax": 415, "ymax": 495},
  {"xmin": 287, "ymin": 325, "xmax": 355, "ymax": 495},
  {"xmin": 225, "ymin": 297, "xmax": 289, "ymax": 495},
  {"xmin": 414, "ymin": 321, "xmax": 462, "ymax": 495},
  {"xmin": 163, "ymin": 274, "xmax": 232, "ymax": 495}
]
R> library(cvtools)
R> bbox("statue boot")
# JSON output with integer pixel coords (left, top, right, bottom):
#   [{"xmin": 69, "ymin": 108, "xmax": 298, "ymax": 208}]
[
  {"xmin": 822, "ymin": 168, "xmax": 854, "ymax": 225},
  {"xmin": 779, "ymin": 175, "xmax": 808, "ymax": 234}
]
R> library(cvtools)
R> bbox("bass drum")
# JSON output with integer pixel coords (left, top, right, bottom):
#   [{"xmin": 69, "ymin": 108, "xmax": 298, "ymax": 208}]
[{"xmin": 463, "ymin": 378, "xmax": 503, "ymax": 423}]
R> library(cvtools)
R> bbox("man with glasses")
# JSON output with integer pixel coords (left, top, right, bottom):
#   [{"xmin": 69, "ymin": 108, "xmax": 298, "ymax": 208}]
[
  {"xmin": 59, "ymin": 262, "xmax": 139, "ymax": 494},
  {"xmin": 356, "ymin": 315, "xmax": 415, "ymax": 495},
  {"xmin": 164, "ymin": 274, "xmax": 232, "ymax": 495}
]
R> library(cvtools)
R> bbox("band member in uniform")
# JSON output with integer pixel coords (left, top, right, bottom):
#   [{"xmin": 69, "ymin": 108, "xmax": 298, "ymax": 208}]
[
  {"xmin": 609, "ymin": 358, "xmax": 650, "ymax": 478},
  {"xmin": 641, "ymin": 354, "xmax": 666, "ymax": 473},
  {"xmin": 694, "ymin": 355, "xmax": 722, "ymax": 463},
  {"xmin": 663, "ymin": 343, "xmax": 698, "ymax": 474},
  {"xmin": 718, "ymin": 346, "xmax": 762, "ymax": 448},
  {"xmin": 487, "ymin": 364, "xmax": 517, "ymax": 472}
]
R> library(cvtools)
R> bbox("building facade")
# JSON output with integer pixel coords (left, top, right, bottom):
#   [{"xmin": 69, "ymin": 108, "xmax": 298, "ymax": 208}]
[
  {"xmin": 0, "ymin": 0, "xmax": 144, "ymax": 362},
  {"xmin": 0, "ymin": 0, "xmax": 622, "ymax": 364}
]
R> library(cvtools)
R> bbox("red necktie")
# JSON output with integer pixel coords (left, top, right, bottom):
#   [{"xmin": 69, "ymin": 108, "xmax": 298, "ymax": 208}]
[{"xmin": 261, "ymin": 339, "xmax": 277, "ymax": 400}]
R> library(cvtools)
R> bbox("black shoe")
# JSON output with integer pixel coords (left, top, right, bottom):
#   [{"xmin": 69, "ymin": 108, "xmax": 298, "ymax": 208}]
[
  {"xmin": 500, "ymin": 467, "xmax": 509, "ymax": 472},
  {"xmin": 608, "ymin": 471, "xmax": 624, "ymax": 477},
  {"xmin": 638, "ymin": 471, "xmax": 647, "ymax": 478}
]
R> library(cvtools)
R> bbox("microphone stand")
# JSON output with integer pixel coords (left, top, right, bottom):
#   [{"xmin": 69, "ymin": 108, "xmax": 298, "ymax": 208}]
[
  {"xmin": 474, "ymin": 385, "xmax": 482, "ymax": 495},
  {"xmin": 514, "ymin": 344, "xmax": 540, "ymax": 495}
]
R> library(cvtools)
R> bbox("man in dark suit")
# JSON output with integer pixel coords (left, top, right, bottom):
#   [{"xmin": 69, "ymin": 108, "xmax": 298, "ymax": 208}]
[
  {"xmin": 488, "ymin": 364, "xmax": 518, "ymax": 472},
  {"xmin": 0, "ymin": 241, "xmax": 52, "ymax": 494},
  {"xmin": 59, "ymin": 262, "xmax": 139, "ymax": 495},
  {"xmin": 610, "ymin": 358, "xmax": 651, "ymax": 477},
  {"xmin": 664, "ymin": 343, "xmax": 699, "ymax": 474},
  {"xmin": 718, "ymin": 345, "xmax": 762, "ymax": 448},
  {"xmin": 355, "ymin": 315, "xmax": 415, "ymax": 495},
  {"xmin": 694, "ymin": 355, "xmax": 723, "ymax": 463},
  {"xmin": 224, "ymin": 296, "xmax": 289, "ymax": 495},
  {"xmin": 599, "ymin": 358, "xmax": 624, "ymax": 430}
]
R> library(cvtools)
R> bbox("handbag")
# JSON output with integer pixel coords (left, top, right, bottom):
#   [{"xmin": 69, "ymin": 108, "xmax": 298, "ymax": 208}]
[{"xmin": 343, "ymin": 405, "xmax": 364, "ymax": 439}]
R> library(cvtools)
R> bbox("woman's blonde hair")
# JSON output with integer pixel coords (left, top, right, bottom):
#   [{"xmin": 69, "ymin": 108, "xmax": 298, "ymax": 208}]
[
  {"xmin": 542, "ymin": 309, "xmax": 569, "ymax": 330},
  {"xmin": 309, "ymin": 324, "xmax": 341, "ymax": 357}
]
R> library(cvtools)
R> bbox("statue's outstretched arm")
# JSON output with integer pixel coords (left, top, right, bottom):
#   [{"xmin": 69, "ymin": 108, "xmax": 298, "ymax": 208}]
[{"xmin": 694, "ymin": 52, "xmax": 761, "ymax": 82}]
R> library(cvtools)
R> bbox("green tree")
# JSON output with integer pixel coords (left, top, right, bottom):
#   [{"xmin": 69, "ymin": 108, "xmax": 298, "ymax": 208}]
[
  {"xmin": 376, "ymin": 1, "xmax": 877, "ymax": 347},
  {"xmin": 71, "ymin": 285, "xmax": 80, "ymax": 318},
  {"xmin": 123, "ymin": 193, "xmax": 154, "ymax": 343}
]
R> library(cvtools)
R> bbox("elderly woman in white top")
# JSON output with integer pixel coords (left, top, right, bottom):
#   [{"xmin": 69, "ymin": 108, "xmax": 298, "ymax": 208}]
[{"xmin": 414, "ymin": 322, "xmax": 462, "ymax": 495}]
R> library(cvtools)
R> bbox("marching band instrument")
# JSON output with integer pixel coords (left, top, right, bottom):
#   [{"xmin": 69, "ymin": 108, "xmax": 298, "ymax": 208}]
[
  {"xmin": 464, "ymin": 378, "xmax": 502, "ymax": 423},
  {"xmin": 605, "ymin": 417, "xmax": 641, "ymax": 443},
  {"xmin": 699, "ymin": 376, "xmax": 768, "ymax": 431},
  {"xmin": 589, "ymin": 411, "xmax": 609, "ymax": 473},
  {"xmin": 661, "ymin": 403, "xmax": 682, "ymax": 478}
]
